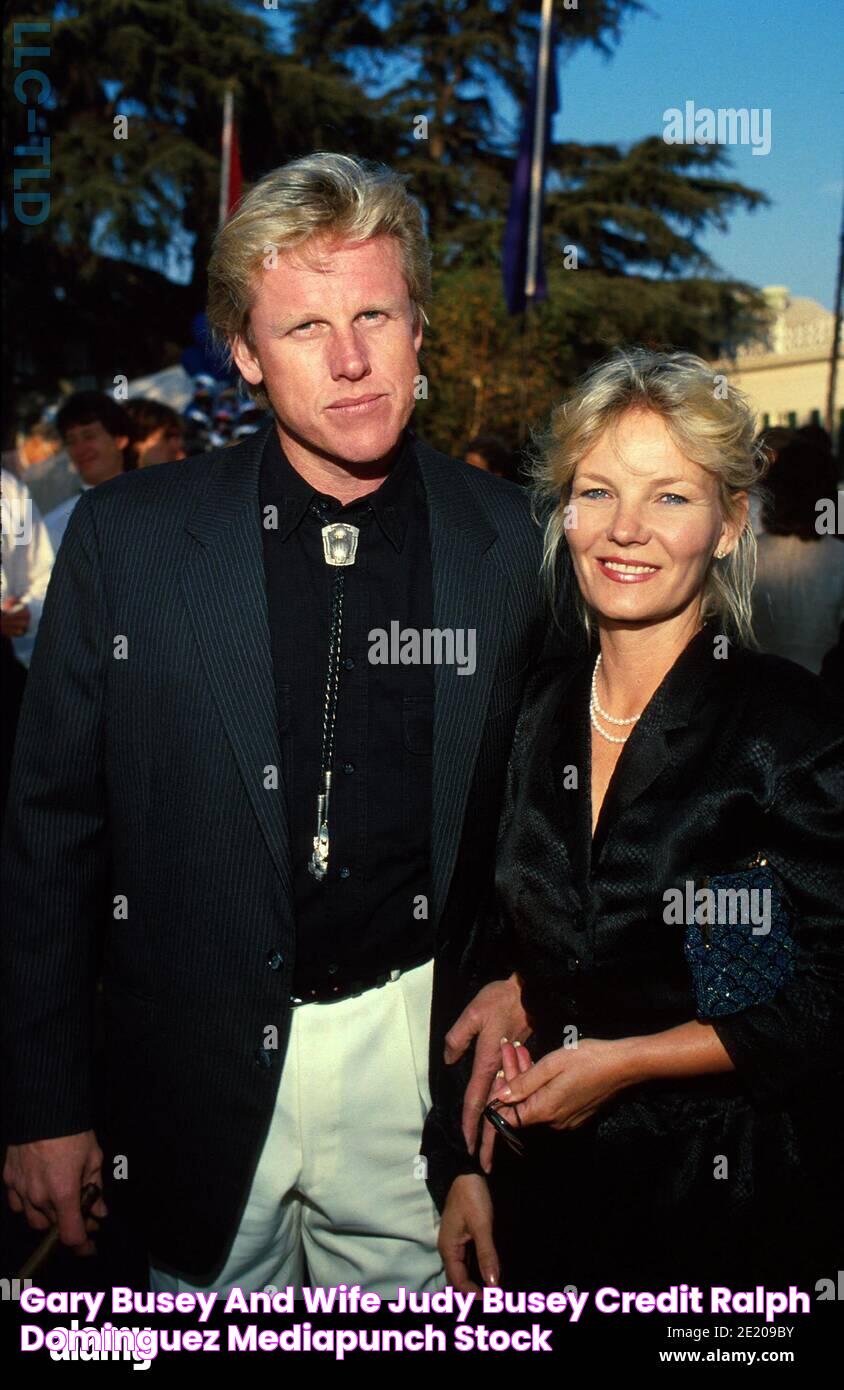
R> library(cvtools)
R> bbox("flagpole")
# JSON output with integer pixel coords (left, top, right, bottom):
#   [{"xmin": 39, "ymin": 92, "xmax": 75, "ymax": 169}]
[
  {"xmin": 219, "ymin": 85, "xmax": 233, "ymax": 230},
  {"xmin": 826, "ymin": 174, "xmax": 843, "ymax": 443},
  {"xmin": 524, "ymin": 0, "xmax": 554, "ymax": 305}
]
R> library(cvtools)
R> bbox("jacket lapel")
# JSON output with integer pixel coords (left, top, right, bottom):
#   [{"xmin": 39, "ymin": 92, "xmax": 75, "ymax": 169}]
[
  {"xmin": 590, "ymin": 623, "xmax": 719, "ymax": 869},
  {"xmin": 180, "ymin": 424, "xmax": 292, "ymax": 899},
  {"xmin": 413, "ymin": 439, "xmax": 510, "ymax": 930}
]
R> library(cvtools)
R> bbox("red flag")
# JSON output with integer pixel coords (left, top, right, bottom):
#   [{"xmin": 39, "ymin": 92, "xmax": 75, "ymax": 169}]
[{"xmin": 219, "ymin": 87, "xmax": 242, "ymax": 227}]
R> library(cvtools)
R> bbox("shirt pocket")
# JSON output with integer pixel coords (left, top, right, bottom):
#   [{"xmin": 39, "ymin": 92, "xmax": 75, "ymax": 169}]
[{"xmin": 402, "ymin": 694, "xmax": 434, "ymax": 755}]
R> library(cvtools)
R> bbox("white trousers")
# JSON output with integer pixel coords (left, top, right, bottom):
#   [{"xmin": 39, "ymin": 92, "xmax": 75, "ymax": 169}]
[{"xmin": 149, "ymin": 958, "xmax": 445, "ymax": 1299}]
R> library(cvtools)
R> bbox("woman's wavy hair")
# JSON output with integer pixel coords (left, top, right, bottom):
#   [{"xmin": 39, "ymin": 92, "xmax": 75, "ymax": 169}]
[
  {"xmin": 527, "ymin": 347, "xmax": 769, "ymax": 643},
  {"xmin": 207, "ymin": 153, "xmax": 432, "ymax": 409}
]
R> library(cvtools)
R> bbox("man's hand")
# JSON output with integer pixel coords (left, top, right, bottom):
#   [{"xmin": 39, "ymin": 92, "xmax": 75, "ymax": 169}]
[
  {"xmin": 1, "ymin": 599, "xmax": 31, "ymax": 638},
  {"xmin": 444, "ymin": 974, "xmax": 530, "ymax": 1158},
  {"xmin": 3, "ymin": 1132, "xmax": 108, "ymax": 1255},
  {"xmin": 438, "ymin": 1174, "xmax": 499, "ymax": 1293}
]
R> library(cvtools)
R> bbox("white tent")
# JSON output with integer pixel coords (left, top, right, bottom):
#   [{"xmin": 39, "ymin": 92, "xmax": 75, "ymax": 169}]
[{"xmin": 116, "ymin": 365, "xmax": 195, "ymax": 410}]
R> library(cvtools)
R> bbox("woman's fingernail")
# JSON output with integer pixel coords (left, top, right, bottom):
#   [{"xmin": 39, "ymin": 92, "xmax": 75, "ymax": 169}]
[
  {"xmin": 495, "ymin": 1069, "xmax": 504, "ymax": 1078},
  {"xmin": 500, "ymin": 1036, "xmax": 509, "ymax": 1045},
  {"xmin": 500, "ymin": 1087, "xmax": 512, "ymax": 1098},
  {"xmin": 484, "ymin": 1271, "xmax": 498, "ymax": 1287},
  {"xmin": 513, "ymin": 1040, "xmax": 522, "ymax": 1048}
]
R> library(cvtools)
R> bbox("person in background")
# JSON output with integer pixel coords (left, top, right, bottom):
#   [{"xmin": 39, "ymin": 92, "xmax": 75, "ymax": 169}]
[
  {"xmin": 125, "ymin": 399, "xmax": 186, "ymax": 468},
  {"xmin": 752, "ymin": 431, "xmax": 844, "ymax": 674},
  {"xmin": 751, "ymin": 426, "xmax": 794, "ymax": 536},
  {"xmin": 1, "ymin": 416, "xmax": 80, "ymax": 518},
  {"xmin": 1, "ymin": 469, "xmax": 54, "ymax": 826},
  {"xmin": 797, "ymin": 421, "xmax": 836, "ymax": 457},
  {"xmin": 43, "ymin": 393, "xmax": 133, "ymax": 554},
  {"xmin": 232, "ymin": 401, "xmax": 270, "ymax": 442},
  {"xmin": 181, "ymin": 413, "xmax": 214, "ymax": 457}
]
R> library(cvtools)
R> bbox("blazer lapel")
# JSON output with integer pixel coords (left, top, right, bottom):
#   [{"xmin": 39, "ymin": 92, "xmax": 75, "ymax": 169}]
[
  {"xmin": 591, "ymin": 623, "xmax": 718, "ymax": 869},
  {"xmin": 180, "ymin": 424, "xmax": 292, "ymax": 898},
  {"xmin": 413, "ymin": 440, "xmax": 510, "ymax": 930}
]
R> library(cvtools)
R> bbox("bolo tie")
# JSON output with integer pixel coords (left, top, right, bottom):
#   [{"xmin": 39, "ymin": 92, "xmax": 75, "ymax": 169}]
[{"xmin": 307, "ymin": 507, "xmax": 360, "ymax": 882}]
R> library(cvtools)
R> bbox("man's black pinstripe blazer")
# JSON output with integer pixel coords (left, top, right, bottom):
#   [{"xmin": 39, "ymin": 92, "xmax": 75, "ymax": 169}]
[{"xmin": 1, "ymin": 420, "xmax": 578, "ymax": 1279}]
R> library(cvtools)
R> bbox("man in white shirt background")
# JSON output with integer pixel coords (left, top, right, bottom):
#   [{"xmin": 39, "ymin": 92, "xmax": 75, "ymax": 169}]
[
  {"xmin": 1, "ymin": 415, "xmax": 81, "ymax": 519},
  {"xmin": 1, "ymin": 468, "xmax": 54, "ymax": 827}
]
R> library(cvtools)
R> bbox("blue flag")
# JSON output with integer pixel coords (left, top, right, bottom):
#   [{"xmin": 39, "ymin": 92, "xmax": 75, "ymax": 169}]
[{"xmin": 502, "ymin": 25, "xmax": 559, "ymax": 316}]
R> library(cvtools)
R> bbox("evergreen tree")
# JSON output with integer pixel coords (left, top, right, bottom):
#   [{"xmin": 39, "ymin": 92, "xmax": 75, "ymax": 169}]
[
  {"xmin": 285, "ymin": 0, "xmax": 770, "ymax": 450},
  {"xmin": 2, "ymin": 0, "xmax": 396, "ymax": 412},
  {"xmin": 288, "ymin": 0, "xmax": 643, "ymax": 245}
]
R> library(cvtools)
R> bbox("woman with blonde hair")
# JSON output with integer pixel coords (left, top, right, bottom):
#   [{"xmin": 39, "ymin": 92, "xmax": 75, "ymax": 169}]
[{"xmin": 431, "ymin": 347, "xmax": 844, "ymax": 1292}]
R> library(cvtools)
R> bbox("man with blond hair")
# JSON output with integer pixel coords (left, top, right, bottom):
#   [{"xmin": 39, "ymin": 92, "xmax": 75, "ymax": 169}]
[{"xmin": 2, "ymin": 153, "xmax": 572, "ymax": 1296}]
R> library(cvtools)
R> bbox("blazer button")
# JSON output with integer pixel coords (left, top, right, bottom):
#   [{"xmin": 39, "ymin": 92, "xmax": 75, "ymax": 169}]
[
  {"xmin": 267, "ymin": 951, "xmax": 284, "ymax": 971},
  {"xmin": 254, "ymin": 1047, "xmax": 274, "ymax": 1069}
]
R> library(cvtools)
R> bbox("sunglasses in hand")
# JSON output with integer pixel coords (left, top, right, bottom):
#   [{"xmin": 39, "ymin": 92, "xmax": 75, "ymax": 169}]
[{"xmin": 482, "ymin": 1099, "xmax": 527, "ymax": 1158}]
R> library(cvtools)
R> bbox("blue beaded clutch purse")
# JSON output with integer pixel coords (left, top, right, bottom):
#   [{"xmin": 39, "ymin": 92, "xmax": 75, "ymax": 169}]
[{"xmin": 683, "ymin": 852, "xmax": 797, "ymax": 1018}]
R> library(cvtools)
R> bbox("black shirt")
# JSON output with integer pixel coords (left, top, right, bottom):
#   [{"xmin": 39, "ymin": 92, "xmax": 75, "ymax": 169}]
[{"xmin": 259, "ymin": 426, "xmax": 434, "ymax": 996}]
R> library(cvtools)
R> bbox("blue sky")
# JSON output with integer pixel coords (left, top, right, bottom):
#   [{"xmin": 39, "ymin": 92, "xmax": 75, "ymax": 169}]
[{"xmin": 532, "ymin": 0, "xmax": 843, "ymax": 308}]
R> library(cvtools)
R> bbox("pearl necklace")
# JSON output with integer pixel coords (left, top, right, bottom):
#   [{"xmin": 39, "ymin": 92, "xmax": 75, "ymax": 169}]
[{"xmin": 589, "ymin": 653, "xmax": 643, "ymax": 745}]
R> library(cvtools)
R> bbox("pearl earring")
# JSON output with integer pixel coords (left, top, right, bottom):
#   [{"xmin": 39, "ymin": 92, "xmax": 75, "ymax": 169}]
[{"xmin": 715, "ymin": 547, "xmax": 726, "ymax": 559}]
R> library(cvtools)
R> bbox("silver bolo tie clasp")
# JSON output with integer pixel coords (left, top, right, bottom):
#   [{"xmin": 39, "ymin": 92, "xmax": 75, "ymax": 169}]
[{"xmin": 321, "ymin": 522, "xmax": 359, "ymax": 567}]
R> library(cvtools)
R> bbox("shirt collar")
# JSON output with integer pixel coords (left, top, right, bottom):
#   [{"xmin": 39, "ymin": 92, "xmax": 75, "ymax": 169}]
[{"xmin": 260, "ymin": 426, "xmax": 416, "ymax": 552}]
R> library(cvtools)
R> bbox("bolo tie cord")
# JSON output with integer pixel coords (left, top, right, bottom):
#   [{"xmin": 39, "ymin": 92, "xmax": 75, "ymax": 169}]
[{"xmin": 307, "ymin": 506, "xmax": 359, "ymax": 881}]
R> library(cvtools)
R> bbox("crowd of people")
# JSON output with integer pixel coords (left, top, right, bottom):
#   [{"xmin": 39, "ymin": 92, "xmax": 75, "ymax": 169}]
[{"xmin": 1, "ymin": 382, "xmax": 269, "ymax": 689}]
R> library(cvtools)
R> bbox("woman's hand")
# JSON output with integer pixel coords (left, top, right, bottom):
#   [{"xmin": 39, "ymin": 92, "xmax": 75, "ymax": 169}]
[
  {"xmin": 489, "ymin": 1036, "xmax": 639, "ymax": 1134},
  {"xmin": 487, "ymin": 1022, "xmax": 735, "ymax": 1141},
  {"xmin": 438, "ymin": 1174, "xmax": 500, "ymax": 1293},
  {"xmin": 479, "ymin": 1036, "xmax": 533, "ymax": 1171}
]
